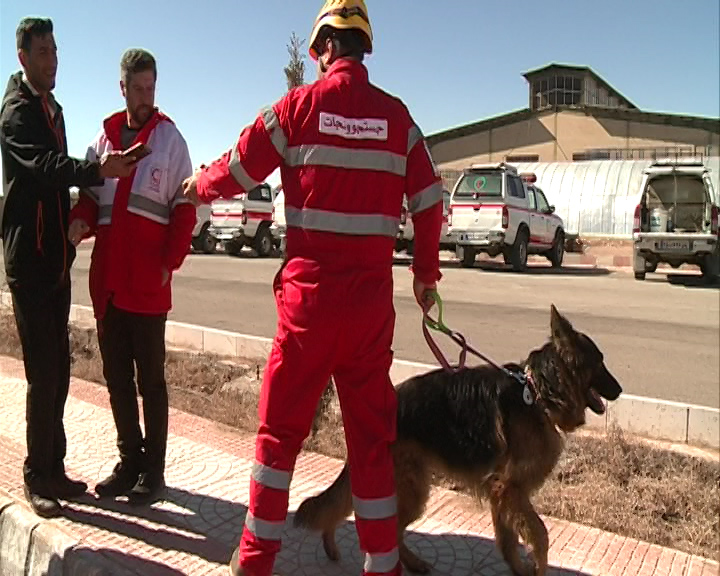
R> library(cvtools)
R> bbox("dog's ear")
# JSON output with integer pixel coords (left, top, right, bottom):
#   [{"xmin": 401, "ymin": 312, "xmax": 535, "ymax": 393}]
[{"xmin": 550, "ymin": 304, "xmax": 576, "ymax": 348}]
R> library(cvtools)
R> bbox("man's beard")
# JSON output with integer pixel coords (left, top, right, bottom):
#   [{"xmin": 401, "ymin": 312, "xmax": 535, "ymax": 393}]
[{"xmin": 130, "ymin": 104, "xmax": 153, "ymax": 127}]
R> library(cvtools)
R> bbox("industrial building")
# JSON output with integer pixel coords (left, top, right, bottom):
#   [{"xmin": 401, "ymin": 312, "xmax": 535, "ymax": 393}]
[
  {"xmin": 428, "ymin": 63, "xmax": 720, "ymax": 237},
  {"xmin": 428, "ymin": 63, "xmax": 719, "ymax": 170}
]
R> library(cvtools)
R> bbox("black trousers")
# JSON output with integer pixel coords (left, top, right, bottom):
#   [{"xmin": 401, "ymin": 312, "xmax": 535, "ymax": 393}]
[
  {"xmin": 98, "ymin": 302, "xmax": 168, "ymax": 477},
  {"xmin": 11, "ymin": 282, "xmax": 71, "ymax": 489}
]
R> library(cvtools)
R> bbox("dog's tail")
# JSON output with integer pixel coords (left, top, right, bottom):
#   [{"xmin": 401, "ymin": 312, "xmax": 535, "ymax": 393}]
[{"xmin": 294, "ymin": 463, "xmax": 353, "ymax": 562}]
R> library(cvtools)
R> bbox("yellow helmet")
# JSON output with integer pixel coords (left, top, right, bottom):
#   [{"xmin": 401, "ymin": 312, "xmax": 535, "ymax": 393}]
[{"xmin": 308, "ymin": 0, "xmax": 373, "ymax": 61}]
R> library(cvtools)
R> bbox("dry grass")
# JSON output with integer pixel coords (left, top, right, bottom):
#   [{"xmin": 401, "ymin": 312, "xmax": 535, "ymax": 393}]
[
  {"xmin": 1, "ymin": 309, "xmax": 718, "ymax": 560},
  {"xmin": 536, "ymin": 428, "xmax": 719, "ymax": 561}
]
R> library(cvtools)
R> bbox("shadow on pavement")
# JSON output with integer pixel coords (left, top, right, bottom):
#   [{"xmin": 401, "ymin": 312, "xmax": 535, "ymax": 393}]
[
  {"xmin": 49, "ymin": 546, "xmax": 188, "ymax": 575},
  {"xmin": 392, "ymin": 254, "xmax": 611, "ymax": 276},
  {"xmin": 61, "ymin": 487, "xmax": 592, "ymax": 576},
  {"xmin": 474, "ymin": 261, "xmax": 611, "ymax": 276},
  {"xmin": 664, "ymin": 273, "xmax": 720, "ymax": 290},
  {"xmin": 62, "ymin": 485, "xmax": 245, "ymax": 565},
  {"xmin": 282, "ymin": 517, "xmax": 592, "ymax": 576}
]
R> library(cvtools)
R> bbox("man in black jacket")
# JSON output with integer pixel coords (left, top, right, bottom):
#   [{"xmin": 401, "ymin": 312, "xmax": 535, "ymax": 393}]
[{"xmin": 0, "ymin": 17, "xmax": 134, "ymax": 518}]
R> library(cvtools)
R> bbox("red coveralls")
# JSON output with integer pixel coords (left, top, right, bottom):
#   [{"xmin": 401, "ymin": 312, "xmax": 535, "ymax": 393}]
[{"xmin": 196, "ymin": 58, "xmax": 443, "ymax": 576}]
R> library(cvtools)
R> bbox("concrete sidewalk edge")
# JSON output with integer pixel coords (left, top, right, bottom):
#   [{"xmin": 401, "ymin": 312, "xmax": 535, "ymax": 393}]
[
  {"xmin": 0, "ymin": 290, "xmax": 717, "ymax": 451},
  {"xmin": 0, "ymin": 492, "xmax": 137, "ymax": 576}
]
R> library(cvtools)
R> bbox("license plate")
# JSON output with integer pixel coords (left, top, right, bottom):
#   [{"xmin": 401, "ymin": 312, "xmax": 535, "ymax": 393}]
[
  {"xmin": 460, "ymin": 232, "xmax": 487, "ymax": 242},
  {"xmin": 658, "ymin": 240, "xmax": 689, "ymax": 251}
]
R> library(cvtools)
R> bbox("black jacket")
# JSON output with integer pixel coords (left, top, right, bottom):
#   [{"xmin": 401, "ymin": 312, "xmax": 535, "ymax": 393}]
[{"xmin": 1, "ymin": 71, "xmax": 103, "ymax": 292}]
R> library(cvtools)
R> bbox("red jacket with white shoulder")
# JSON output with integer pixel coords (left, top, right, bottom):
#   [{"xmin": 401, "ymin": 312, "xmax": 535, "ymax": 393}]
[
  {"xmin": 196, "ymin": 58, "xmax": 442, "ymax": 283},
  {"xmin": 70, "ymin": 109, "xmax": 196, "ymax": 320}
]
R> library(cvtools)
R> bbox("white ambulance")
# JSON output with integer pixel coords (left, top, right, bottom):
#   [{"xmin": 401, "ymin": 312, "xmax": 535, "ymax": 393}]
[
  {"xmin": 270, "ymin": 186, "xmax": 287, "ymax": 255},
  {"xmin": 209, "ymin": 183, "xmax": 276, "ymax": 257},
  {"xmin": 395, "ymin": 189, "xmax": 454, "ymax": 254},
  {"xmin": 447, "ymin": 162, "xmax": 565, "ymax": 271}
]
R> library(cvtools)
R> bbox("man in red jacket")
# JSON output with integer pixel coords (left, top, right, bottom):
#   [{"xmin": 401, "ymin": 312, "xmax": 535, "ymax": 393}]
[
  {"xmin": 184, "ymin": 1, "xmax": 442, "ymax": 574},
  {"xmin": 69, "ymin": 48, "xmax": 196, "ymax": 506}
]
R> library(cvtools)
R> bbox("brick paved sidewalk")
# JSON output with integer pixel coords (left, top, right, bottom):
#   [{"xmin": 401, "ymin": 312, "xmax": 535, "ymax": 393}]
[{"xmin": 0, "ymin": 355, "xmax": 716, "ymax": 576}]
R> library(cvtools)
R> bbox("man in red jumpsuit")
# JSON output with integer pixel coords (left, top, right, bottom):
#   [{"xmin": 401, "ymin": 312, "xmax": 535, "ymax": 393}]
[{"xmin": 183, "ymin": 2, "xmax": 443, "ymax": 574}]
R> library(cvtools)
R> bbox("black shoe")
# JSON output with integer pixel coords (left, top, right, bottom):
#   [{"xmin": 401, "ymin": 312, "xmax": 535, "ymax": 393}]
[
  {"xmin": 23, "ymin": 484, "xmax": 61, "ymax": 518},
  {"xmin": 53, "ymin": 473, "xmax": 88, "ymax": 500},
  {"xmin": 127, "ymin": 472, "xmax": 166, "ymax": 506},
  {"xmin": 95, "ymin": 462, "xmax": 141, "ymax": 498}
]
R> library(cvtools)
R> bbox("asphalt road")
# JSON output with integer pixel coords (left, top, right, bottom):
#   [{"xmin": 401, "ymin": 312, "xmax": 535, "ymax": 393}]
[{"xmin": 4, "ymin": 246, "xmax": 719, "ymax": 409}]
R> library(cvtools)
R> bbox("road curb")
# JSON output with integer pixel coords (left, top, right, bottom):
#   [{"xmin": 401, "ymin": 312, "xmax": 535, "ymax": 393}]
[
  {"xmin": 0, "ymin": 491, "xmax": 138, "ymax": 576},
  {"xmin": 0, "ymin": 291, "xmax": 717, "ymax": 450}
]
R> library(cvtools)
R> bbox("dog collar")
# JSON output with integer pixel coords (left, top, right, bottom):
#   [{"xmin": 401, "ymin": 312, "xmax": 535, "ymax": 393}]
[{"xmin": 522, "ymin": 367, "xmax": 542, "ymax": 407}]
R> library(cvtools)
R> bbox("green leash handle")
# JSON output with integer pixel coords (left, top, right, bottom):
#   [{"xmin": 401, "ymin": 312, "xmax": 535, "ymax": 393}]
[{"xmin": 423, "ymin": 289, "xmax": 450, "ymax": 335}]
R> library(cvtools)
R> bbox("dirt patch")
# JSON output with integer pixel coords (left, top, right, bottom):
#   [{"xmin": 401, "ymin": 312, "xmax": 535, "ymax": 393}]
[
  {"xmin": 575, "ymin": 236, "xmax": 633, "ymax": 261},
  {"xmin": 1, "ymin": 308, "xmax": 718, "ymax": 560},
  {"xmin": 580, "ymin": 237, "xmax": 634, "ymax": 249}
]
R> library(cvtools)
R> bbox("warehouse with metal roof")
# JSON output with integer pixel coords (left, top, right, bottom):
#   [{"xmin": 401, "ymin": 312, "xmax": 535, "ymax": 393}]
[{"xmin": 427, "ymin": 63, "xmax": 719, "ymax": 171}]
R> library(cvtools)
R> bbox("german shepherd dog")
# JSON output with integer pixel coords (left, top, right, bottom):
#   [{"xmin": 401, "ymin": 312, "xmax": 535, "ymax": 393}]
[{"xmin": 294, "ymin": 305, "xmax": 622, "ymax": 576}]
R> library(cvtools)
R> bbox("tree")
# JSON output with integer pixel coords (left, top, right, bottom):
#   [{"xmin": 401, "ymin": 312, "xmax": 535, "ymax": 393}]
[{"xmin": 284, "ymin": 32, "xmax": 306, "ymax": 90}]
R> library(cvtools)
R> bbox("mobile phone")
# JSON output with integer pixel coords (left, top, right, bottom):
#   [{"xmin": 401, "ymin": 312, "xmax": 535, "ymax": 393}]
[{"xmin": 123, "ymin": 142, "xmax": 152, "ymax": 161}]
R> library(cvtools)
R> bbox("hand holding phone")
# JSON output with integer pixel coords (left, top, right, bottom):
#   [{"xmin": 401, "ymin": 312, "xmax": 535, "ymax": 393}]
[{"xmin": 123, "ymin": 142, "xmax": 152, "ymax": 162}]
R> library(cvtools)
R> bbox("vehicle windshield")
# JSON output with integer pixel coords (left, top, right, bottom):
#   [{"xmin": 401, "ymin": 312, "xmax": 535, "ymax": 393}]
[{"xmin": 453, "ymin": 171, "xmax": 503, "ymax": 199}]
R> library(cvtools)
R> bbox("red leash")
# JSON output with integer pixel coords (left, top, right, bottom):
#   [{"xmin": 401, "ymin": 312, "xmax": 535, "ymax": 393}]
[{"xmin": 422, "ymin": 290, "xmax": 528, "ymax": 388}]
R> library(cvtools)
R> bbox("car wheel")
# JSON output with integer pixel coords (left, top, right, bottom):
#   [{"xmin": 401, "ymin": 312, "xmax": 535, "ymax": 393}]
[
  {"xmin": 253, "ymin": 226, "xmax": 273, "ymax": 258},
  {"xmin": 459, "ymin": 246, "xmax": 476, "ymax": 268},
  {"xmin": 549, "ymin": 230, "xmax": 564, "ymax": 268},
  {"xmin": 700, "ymin": 249, "xmax": 720, "ymax": 283},
  {"xmin": 194, "ymin": 226, "xmax": 217, "ymax": 254},
  {"xmin": 511, "ymin": 228, "xmax": 529, "ymax": 272}
]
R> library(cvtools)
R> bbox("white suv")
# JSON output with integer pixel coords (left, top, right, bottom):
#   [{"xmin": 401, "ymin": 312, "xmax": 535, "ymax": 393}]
[
  {"xmin": 395, "ymin": 189, "xmax": 453, "ymax": 254},
  {"xmin": 633, "ymin": 158, "xmax": 719, "ymax": 281},
  {"xmin": 448, "ymin": 162, "xmax": 565, "ymax": 271},
  {"xmin": 191, "ymin": 204, "xmax": 216, "ymax": 254},
  {"xmin": 270, "ymin": 187, "xmax": 287, "ymax": 255},
  {"xmin": 209, "ymin": 183, "xmax": 276, "ymax": 257}
]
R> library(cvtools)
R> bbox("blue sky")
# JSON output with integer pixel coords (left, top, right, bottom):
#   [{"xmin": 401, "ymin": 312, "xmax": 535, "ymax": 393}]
[{"xmin": 2, "ymin": 0, "xmax": 719, "ymax": 187}]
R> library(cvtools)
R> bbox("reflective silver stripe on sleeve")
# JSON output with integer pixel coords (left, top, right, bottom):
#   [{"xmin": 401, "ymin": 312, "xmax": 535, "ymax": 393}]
[
  {"xmin": 98, "ymin": 204, "xmax": 113, "ymax": 225},
  {"xmin": 285, "ymin": 206, "xmax": 399, "ymax": 237},
  {"xmin": 244, "ymin": 512, "xmax": 285, "ymax": 541},
  {"xmin": 408, "ymin": 182, "xmax": 443, "ymax": 214},
  {"xmin": 285, "ymin": 145, "xmax": 406, "ymax": 177},
  {"xmin": 252, "ymin": 462, "xmax": 292, "ymax": 491},
  {"xmin": 407, "ymin": 125, "xmax": 423, "ymax": 154},
  {"xmin": 261, "ymin": 107, "xmax": 288, "ymax": 158},
  {"xmin": 352, "ymin": 494, "xmax": 397, "ymax": 520},
  {"xmin": 171, "ymin": 186, "xmax": 194, "ymax": 209},
  {"xmin": 364, "ymin": 548, "xmax": 400, "ymax": 574},
  {"xmin": 127, "ymin": 193, "xmax": 170, "ymax": 225},
  {"xmin": 171, "ymin": 195, "xmax": 195, "ymax": 209},
  {"xmin": 79, "ymin": 187, "xmax": 99, "ymax": 205},
  {"xmin": 229, "ymin": 146, "xmax": 262, "ymax": 191}
]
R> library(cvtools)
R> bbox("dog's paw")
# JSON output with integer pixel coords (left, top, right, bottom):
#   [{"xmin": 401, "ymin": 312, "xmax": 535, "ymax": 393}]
[{"xmin": 512, "ymin": 560, "xmax": 539, "ymax": 576}]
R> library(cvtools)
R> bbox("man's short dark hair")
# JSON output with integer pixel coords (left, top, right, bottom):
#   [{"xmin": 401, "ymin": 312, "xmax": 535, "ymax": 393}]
[
  {"xmin": 16, "ymin": 17, "xmax": 53, "ymax": 52},
  {"xmin": 317, "ymin": 27, "xmax": 367, "ymax": 62},
  {"xmin": 120, "ymin": 48, "xmax": 157, "ymax": 85}
]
